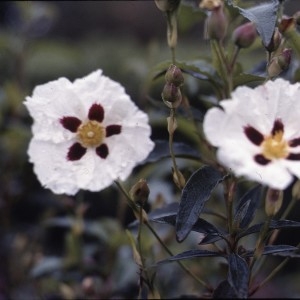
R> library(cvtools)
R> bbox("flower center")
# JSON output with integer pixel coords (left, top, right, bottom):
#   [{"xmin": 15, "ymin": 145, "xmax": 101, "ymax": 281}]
[
  {"xmin": 77, "ymin": 120, "xmax": 105, "ymax": 148},
  {"xmin": 261, "ymin": 130, "xmax": 289, "ymax": 160}
]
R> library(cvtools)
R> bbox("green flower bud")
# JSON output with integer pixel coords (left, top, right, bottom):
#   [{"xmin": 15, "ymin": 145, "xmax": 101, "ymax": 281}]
[
  {"xmin": 165, "ymin": 64, "xmax": 184, "ymax": 86},
  {"xmin": 161, "ymin": 82, "xmax": 182, "ymax": 108},
  {"xmin": 265, "ymin": 27, "xmax": 282, "ymax": 52},
  {"xmin": 232, "ymin": 22, "xmax": 257, "ymax": 48},
  {"xmin": 205, "ymin": 5, "xmax": 228, "ymax": 41},
  {"xmin": 265, "ymin": 188, "xmax": 283, "ymax": 217},
  {"xmin": 154, "ymin": 0, "xmax": 180, "ymax": 12}
]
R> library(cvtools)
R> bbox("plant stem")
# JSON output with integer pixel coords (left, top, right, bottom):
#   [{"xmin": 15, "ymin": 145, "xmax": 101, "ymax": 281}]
[{"xmin": 114, "ymin": 180, "xmax": 213, "ymax": 292}]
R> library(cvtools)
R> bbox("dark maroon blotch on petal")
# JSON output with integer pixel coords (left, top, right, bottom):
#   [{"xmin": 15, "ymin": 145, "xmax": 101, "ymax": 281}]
[
  {"xmin": 106, "ymin": 125, "xmax": 122, "ymax": 137},
  {"xmin": 287, "ymin": 153, "xmax": 300, "ymax": 160},
  {"xmin": 67, "ymin": 142, "xmax": 87, "ymax": 161},
  {"xmin": 60, "ymin": 116, "xmax": 82, "ymax": 132},
  {"xmin": 96, "ymin": 143, "xmax": 109, "ymax": 159},
  {"xmin": 254, "ymin": 154, "xmax": 271, "ymax": 165},
  {"xmin": 289, "ymin": 138, "xmax": 300, "ymax": 147},
  {"xmin": 271, "ymin": 119, "xmax": 284, "ymax": 136},
  {"xmin": 244, "ymin": 126, "xmax": 264, "ymax": 146},
  {"xmin": 88, "ymin": 103, "xmax": 104, "ymax": 123}
]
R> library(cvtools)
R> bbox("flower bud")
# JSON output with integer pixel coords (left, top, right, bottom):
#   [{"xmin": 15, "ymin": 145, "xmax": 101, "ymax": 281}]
[
  {"xmin": 172, "ymin": 167, "xmax": 186, "ymax": 189},
  {"xmin": 267, "ymin": 48, "xmax": 292, "ymax": 78},
  {"xmin": 205, "ymin": 5, "xmax": 228, "ymax": 41},
  {"xmin": 129, "ymin": 179, "xmax": 150, "ymax": 207},
  {"xmin": 265, "ymin": 188, "xmax": 283, "ymax": 217},
  {"xmin": 162, "ymin": 82, "xmax": 182, "ymax": 108},
  {"xmin": 154, "ymin": 0, "xmax": 181, "ymax": 12},
  {"xmin": 232, "ymin": 22, "xmax": 257, "ymax": 48},
  {"xmin": 199, "ymin": 0, "xmax": 223, "ymax": 10},
  {"xmin": 264, "ymin": 27, "xmax": 282, "ymax": 52},
  {"xmin": 165, "ymin": 64, "xmax": 184, "ymax": 86},
  {"xmin": 277, "ymin": 48, "xmax": 292, "ymax": 69}
]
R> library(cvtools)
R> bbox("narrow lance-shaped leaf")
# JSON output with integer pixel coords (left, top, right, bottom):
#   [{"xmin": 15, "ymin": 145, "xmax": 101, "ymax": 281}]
[
  {"xmin": 233, "ymin": 184, "xmax": 262, "ymax": 229},
  {"xmin": 176, "ymin": 165, "xmax": 226, "ymax": 242},
  {"xmin": 244, "ymin": 245, "xmax": 299, "ymax": 257},
  {"xmin": 156, "ymin": 249, "xmax": 223, "ymax": 265},
  {"xmin": 228, "ymin": 254, "xmax": 249, "ymax": 299}
]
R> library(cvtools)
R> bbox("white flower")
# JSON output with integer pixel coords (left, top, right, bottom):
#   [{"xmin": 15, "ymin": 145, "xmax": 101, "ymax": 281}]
[
  {"xmin": 203, "ymin": 78, "xmax": 300, "ymax": 190},
  {"xmin": 24, "ymin": 70, "xmax": 154, "ymax": 195}
]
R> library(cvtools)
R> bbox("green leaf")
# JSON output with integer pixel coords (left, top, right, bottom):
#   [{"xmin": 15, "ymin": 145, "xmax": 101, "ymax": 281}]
[
  {"xmin": 228, "ymin": 254, "xmax": 249, "ymax": 299},
  {"xmin": 244, "ymin": 245, "xmax": 299, "ymax": 257},
  {"xmin": 157, "ymin": 249, "xmax": 223, "ymax": 265},
  {"xmin": 233, "ymin": 185, "xmax": 262, "ymax": 230},
  {"xmin": 233, "ymin": 73, "xmax": 265, "ymax": 88},
  {"xmin": 238, "ymin": 219, "xmax": 300, "ymax": 239},
  {"xmin": 176, "ymin": 166, "xmax": 226, "ymax": 242},
  {"xmin": 229, "ymin": 1, "xmax": 279, "ymax": 47}
]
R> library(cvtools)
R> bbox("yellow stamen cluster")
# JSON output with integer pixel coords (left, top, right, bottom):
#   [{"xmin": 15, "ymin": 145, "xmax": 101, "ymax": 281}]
[
  {"xmin": 261, "ymin": 130, "xmax": 289, "ymax": 160},
  {"xmin": 77, "ymin": 120, "xmax": 105, "ymax": 148}
]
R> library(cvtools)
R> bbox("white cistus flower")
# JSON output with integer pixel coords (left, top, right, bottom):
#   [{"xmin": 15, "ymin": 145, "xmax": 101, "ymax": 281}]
[
  {"xmin": 25, "ymin": 70, "xmax": 154, "ymax": 195},
  {"xmin": 203, "ymin": 78, "xmax": 300, "ymax": 190}
]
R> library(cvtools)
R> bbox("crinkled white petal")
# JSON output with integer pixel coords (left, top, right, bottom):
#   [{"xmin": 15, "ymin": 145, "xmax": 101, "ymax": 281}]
[
  {"xmin": 203, "ymin": 78, "xmax": 300, "ymax": 190},
  {"xmin": 25, "ymin": 69, "xmax": 154, "ymax": 195}
]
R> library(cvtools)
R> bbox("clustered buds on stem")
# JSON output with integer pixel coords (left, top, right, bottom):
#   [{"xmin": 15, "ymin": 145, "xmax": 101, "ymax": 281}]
[
  {"xmin": 162, "ymin": 64, "xmax": 184, "ymax": 109},
  {"xmin": 232, "ymin": 22, "xmax": 257, "ymax": 49}
]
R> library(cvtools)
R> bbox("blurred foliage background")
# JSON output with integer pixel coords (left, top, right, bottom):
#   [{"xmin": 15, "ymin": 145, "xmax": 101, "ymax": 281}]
[{"xmin": 0, "ymin": 1, "xmax": 300, "ymax": 299}]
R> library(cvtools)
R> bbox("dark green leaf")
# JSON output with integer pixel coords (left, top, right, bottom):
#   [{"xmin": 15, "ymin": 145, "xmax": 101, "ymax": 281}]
[
  {"xmin": 228, "ymin": 254, "xmax": 249, "ymax": 299},
  {"xmin": 238, "ymin": 219, "xmax": 300, "ymax": 239},
  {"xmin": 199, "ymin": 234, "xmax": 223, "ymax": 245},
  {"xmin": 244, "ymin": 245, "xmax": 299, "ymax": 257},
  {"xmin": 231, "ymin": 1, "xmax": 279, "ymax": 47},
  {"xmin": 157, "ymin": 249, "xmax": 223, "ymax": 265},
  {"xmin": 233, "ymin": 73, "xmax": 265, "ymax": 88},
  {"xmin": 176, "ymin": 166, "xmax": 226, "ymax": 242},
  {"xmin": 233, "ymin": 185, "xmax": 262, "ymax": 229},
  {"xmin": 213, "ymin": 280, "xmax": 238, "ymax": 299}
]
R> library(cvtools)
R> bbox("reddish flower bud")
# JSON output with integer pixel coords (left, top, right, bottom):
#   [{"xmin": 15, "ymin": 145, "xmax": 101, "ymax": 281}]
[
  {"xmin": 165, "ymin": 64, "xmax": 184, "ymax": 86},
  {"xmin": 161, "ymin": 82, "xmax": 182, "ymax": 108},
  {"xmin": 205, "ymin": 5, "xmax": 228, "ymax": 41},
  {"xmin": 277, "ymin": 48, "xmax": 292, "ymax": 69},
  {"xmin": 267, "ymin": 48, "xmax": 292, "ymax": 78},
  {"xmin": 232, "ymin": 22, "xmax": 257, "ymax": 48}
]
